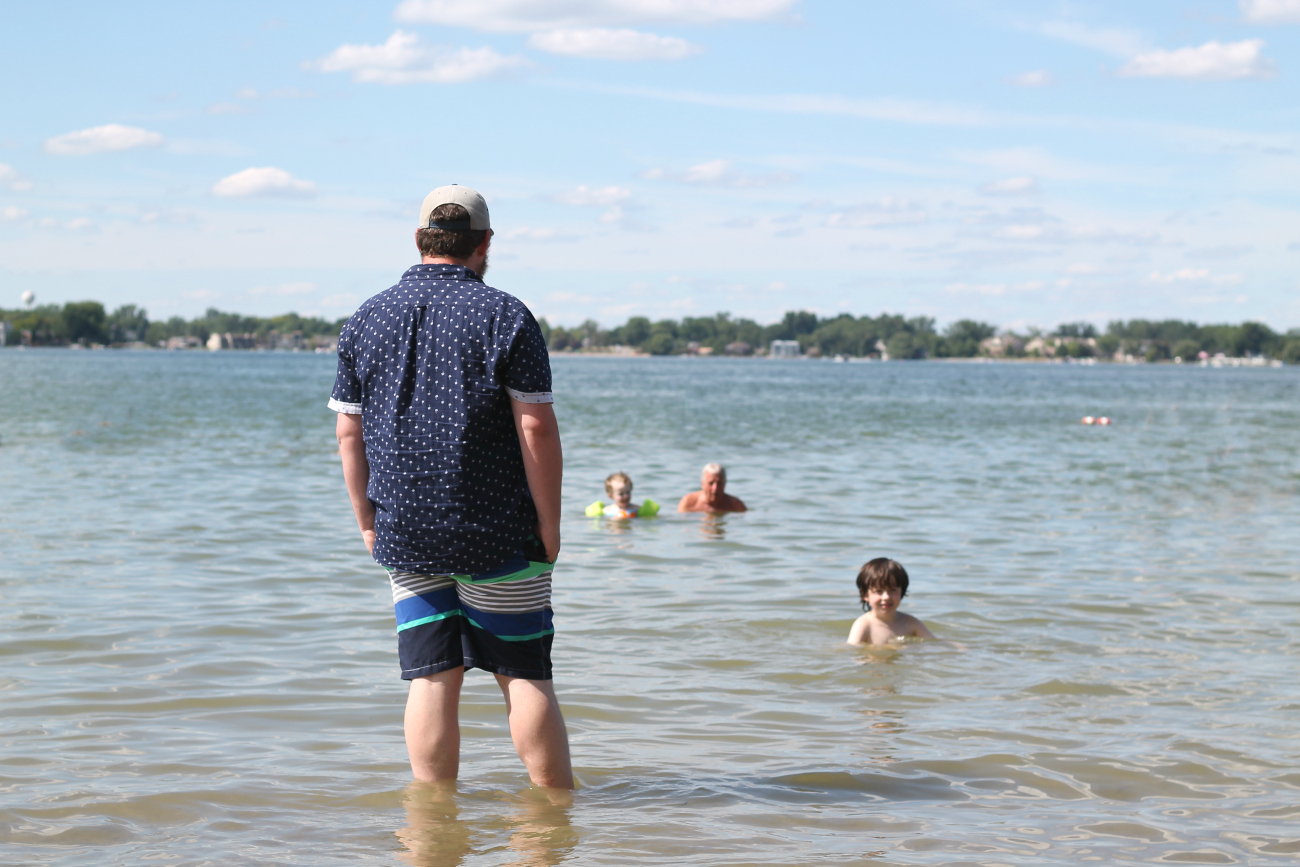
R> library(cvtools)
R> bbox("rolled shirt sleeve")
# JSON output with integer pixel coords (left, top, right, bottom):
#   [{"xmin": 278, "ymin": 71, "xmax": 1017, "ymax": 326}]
[
  {"xmin": 329, "ymin": 318, "xmax": 363, "ymax": 414},
  {"xmin": 500, "ymin": 310, "xmax": 553, "ymax": 404}
]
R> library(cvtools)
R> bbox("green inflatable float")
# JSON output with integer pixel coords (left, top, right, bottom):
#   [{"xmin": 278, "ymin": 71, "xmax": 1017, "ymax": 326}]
[{"xmin": 585, "ymin": 498, "xmax": 660, "ymax": 518}]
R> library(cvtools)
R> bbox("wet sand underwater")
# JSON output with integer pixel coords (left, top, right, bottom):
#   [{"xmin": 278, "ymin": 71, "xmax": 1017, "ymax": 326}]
[{"xmin": 2, "ymin": 351, "xmax": 1298, "ymax": 865}]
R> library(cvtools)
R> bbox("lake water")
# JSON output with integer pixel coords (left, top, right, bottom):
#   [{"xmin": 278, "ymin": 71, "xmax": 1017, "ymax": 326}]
[{"xmin": 2, "ymin": 350, "xmax": 1298, "ymax": 866}]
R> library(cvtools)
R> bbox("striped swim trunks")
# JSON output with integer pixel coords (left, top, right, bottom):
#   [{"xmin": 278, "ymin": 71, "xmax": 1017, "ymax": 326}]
[{"xmin": 389, "ymin": 549, "xmax": 555, "ymax": 681}]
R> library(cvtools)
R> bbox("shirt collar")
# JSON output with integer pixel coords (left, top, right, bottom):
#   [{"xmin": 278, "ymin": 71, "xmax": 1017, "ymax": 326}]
[{"xmin": 402, "ymin": 263, "xmax": 483, "ymax": 283}]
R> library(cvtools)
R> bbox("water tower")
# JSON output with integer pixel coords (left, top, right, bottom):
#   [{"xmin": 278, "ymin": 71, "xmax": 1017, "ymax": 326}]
[{"xmin": 21, "ymin": 290, "xmax": 34, "ymax": 310}]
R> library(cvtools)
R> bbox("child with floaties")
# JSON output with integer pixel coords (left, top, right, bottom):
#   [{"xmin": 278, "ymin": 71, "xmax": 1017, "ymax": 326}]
[
  {"xmin": 585, "ymin": 472, "xmax": 660, "ymax": 519},
  {"xmin": 847, "ymin": 558, "xmax": 935, "ymax": 645}
]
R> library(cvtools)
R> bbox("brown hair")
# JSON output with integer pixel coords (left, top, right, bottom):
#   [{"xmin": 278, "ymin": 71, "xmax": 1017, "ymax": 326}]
[
  {"xmin": 855, "ymin": 558, "xmax": 909, "ymax": 603},
  {"xmin": 416, "ymin": 203, "xmax": 488, "ymax": 260},
  {"xmin": 605, "ymin": 472, "xmax": 632, "ymax": 497}
]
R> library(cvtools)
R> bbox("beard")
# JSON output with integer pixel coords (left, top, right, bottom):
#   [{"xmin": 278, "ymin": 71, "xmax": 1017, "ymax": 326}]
[{"xmin": 476, "ymin": 251, "xmax": 489, "ymax": 278}]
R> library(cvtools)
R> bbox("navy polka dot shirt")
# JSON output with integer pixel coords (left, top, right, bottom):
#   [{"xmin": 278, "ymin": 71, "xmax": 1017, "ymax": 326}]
[{"xmin": 329, "ymin": 264, "xmax": 553, "ymax": 574}]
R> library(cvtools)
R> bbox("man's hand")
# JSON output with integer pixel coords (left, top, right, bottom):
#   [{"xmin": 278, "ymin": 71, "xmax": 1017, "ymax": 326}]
[
  {"xmin": 362, "ymin": 528, "xmax": 376, "ymax": 555},
  {"xmin": 535, "ymin": 522, "xmax": 560, "ymax": 564},
  {"xmin": 512, "ymin": 399, "xmax": 563, "ymax": 565}
]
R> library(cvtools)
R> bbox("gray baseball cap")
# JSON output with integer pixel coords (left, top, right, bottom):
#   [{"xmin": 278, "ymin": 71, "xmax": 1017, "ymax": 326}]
[{"xmin": 418, "ymin": 184, "xmax": 490, "ymax": 231}]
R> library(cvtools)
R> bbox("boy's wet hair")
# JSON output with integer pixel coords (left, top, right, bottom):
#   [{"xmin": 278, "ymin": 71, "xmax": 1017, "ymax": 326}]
[
  {"xmin": 604, "ymin": 471, "xmax": 632, "ymax": 497},
  {"xmin": 856, "ymin": 558, "xmax": 909, "ymax": 602}
]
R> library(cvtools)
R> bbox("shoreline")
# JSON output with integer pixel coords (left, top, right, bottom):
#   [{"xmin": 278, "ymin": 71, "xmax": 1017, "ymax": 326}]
[{"xmin": 2, "ymin": 345, "xmax": 1287, "ymax": 367}]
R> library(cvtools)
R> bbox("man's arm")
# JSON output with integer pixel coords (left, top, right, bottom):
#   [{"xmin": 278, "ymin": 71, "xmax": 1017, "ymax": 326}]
[
  {"xmin": 511, "ymin": 399, "xmax": 562, "ymax": 563},
  {"xmin": 677, "ymin": 492, "xmax": 698, "ymax": 512},
  {"xmin": 336, "ymin": 412, "xmax": 376, "ymax": 555}
]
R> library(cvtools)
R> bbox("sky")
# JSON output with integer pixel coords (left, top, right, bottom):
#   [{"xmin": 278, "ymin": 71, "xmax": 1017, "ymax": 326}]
[{"xmin": 2, "ymin": 0, "xmax": 1299, "ymax": 332}]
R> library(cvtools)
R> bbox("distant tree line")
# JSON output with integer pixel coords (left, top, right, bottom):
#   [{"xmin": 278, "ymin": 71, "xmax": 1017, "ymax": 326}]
[
  {"xmin": 1093, "ymin": 319, "xmax": 1297, "ymax": 363},
  {"xmin": 541, "ymin": 311, "xmax": 1300, "ymax": 362},
  {"xmin": 0, "ymin": 302, "xmax": 346, "ymax": 348},
  {"xmin": 3, "ymin": 301, "xmax": 1297, "ymax": 361},
  {"xmin": 539, "ymin": 311, "xmax": 995, "ymax": 359}
]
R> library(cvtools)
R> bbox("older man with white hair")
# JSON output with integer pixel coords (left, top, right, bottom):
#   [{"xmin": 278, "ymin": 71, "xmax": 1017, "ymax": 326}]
[{"xmin": 677, "ymin": 463, "xmax": 747, "ymax": 513}]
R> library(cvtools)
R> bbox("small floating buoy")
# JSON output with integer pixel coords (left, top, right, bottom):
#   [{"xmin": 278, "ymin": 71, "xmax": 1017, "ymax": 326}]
[
  {"xmin": 1098, "ymin": 417, "xmax": 1111, "ymax": 426},
  {"xmin": 1082, "ymin": 416, "xmax": 1096, "ymax": 425}
]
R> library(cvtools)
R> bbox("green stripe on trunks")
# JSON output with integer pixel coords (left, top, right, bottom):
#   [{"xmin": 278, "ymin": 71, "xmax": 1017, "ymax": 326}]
[
  {"xmin": 452, "ymin": 560, "xmax": 553, "ymax": 585},
  {"xmin": 384, "ymin": 560, "xmax": 552, "ymax": 586},
  {"xmin": 396, "ymin": 609, "xmax": 465, "ymax": 632}
]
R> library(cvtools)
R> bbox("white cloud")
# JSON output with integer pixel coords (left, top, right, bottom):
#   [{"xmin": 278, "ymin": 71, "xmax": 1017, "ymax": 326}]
[
  {"xmin": 552, "ymin": 185, "xmax": 631, "ymax": 205},
  {"xmin": 250, "ymin": 281, "xmax": 318, "ymax": 296},
  {"xmin": 825, "ymin": 197, "xmax": 926, "ymax": 228},
  {"xmin": 319, "ymin": 293, "xmax": 361, "ymax": 311},
  {"xmin": 1067, "ymin": 263, "xmax": 1100, "ymax": 274},
  {"xmin": 528, "ymin": 27, "xmax": 700, "ymax": 60},
  {"xmin": 953, "ymin": 147, "xmax": 1117, "ymax": 182},
  {"xmin": 211, "ymin": 167, "xmax": 317, "ymax": 198},
  {"xmin": 232, "ymin": 86, "xmax": 314, "ymax": 101},
  {"xmin": 1007, "ymin": 69, "xmax": 1054, "ymax": 87},
  {"xmin": 0, "ymin": 163, "xmax": 33, "ymax": 191},
  {"xmin": 1121, "ymin": 40, "xmax": 1274, "ymax": 80},
  {"xmin": 504, "ymin": 226, "xmax": 579, "ymax": 241},
  {"xmin": 43, "ymin": 124, "xmax": 164, "ymax": 155},
  {"xmin": 997, "ymin": 224, "xmax": 1046, "ymax": 240},
  {"xmin": 1037, "ymin": 21, "xmax": 1146, "ymax": 56},
  {"xmin": 1187, "ymin": 244, "xmax": 1254, "ymax": 260},
  {"xmin": 979, "ymin": 176, "xmax": 1038, "ymax": 196},
  {"xmin": 2, "ymin": 206, "xmax": 28, "ymax": 221},
  {"xmin": 393, "ymin": 0, "xmax": 798, "ymax": 31},
  {"xmin": 642, "ymin": 158, "xmax": 795, "ymax": 187},
  {"xmin": 140, "ymin": 208, "xmax": 197, "ymax": 225},
  {"xmin": 1242, "ymin": 0, "xmax": 1300, "ymax": 23},
  {"xmin": 944, "ymin": 280, "xmax": 1045, "ymax": 296},
  {"xmin": 566, "ymin": 84, "xmax": 993, "ymax": 125},
  {"xmin": 309, "ymin": 30, "xmax": 529, "ymax": 84},
  {"xmin": 944, "ymin": 282, "xmax": 1007, "ymax": 296},
  {"xmin": 35, "ymin": 216, "xmax": 97, "ymax": 230},
  {"xmin": 1149, "ymin": 268, "xmax": 1243, "ymax": 284}
]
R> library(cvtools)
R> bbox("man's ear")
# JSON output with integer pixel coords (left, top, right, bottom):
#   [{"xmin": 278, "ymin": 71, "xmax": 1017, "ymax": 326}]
[
  {"xmin": 414, "ymin": 230, "xmax": 423, "ymax": 253},
  {"xmin": 477, "ymin": 230, "xmax": 493, "ymax": 256}
]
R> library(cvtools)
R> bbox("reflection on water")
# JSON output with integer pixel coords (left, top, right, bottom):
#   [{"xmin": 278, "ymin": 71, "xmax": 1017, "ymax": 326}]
[
  {"xmin": 695, "ymin": 513, "xmax": 728, "ymax": 539},
  {"xmin": 397, "ymin": 784, "xmax": 474, "ymax": 867},
  {"xmin": 398, "ymin": 784, "xmax": 575, "ymax": 867},
  {"xmin": 0, "ymin": 352, "xmax": 1297, "ymax": 865}
]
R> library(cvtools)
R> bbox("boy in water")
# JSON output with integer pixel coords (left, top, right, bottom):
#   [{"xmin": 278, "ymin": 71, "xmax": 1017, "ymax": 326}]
[{"xmin": 846, "ymin": 558, "xmax": 935, "ymax": 645}]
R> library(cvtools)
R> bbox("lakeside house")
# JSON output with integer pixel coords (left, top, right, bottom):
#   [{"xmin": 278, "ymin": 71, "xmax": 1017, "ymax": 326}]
[{"xmin": 770, "ymin": 339, "xmax": 801, "ymax": 359}]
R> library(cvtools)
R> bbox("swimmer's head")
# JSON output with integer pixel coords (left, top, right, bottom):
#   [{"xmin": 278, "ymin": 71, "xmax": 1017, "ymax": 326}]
[
  {"xmin": 701, "ymin": 463, "xmax": 726, "ymax": 503},
  {"xmin": 605, "ymin": 471, "xmax": 633, "ymax": 505},
  {"xmin": 856, "ymin": 558, "xmax": 909, "ymax": 609}
]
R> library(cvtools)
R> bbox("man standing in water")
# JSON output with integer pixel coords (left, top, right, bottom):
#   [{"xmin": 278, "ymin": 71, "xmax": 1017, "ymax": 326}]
[
  {"xmin": 330, "ymin": 185, "xmax": 573, "ymax": 789},
  {"xmin": 677, "ymin": 463, "xmax": 747, "ymax": 513}
]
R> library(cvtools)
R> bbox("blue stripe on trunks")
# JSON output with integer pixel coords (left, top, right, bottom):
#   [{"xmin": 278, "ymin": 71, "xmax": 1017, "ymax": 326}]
[
  {"xmin": 395, "ymin": 585, "xmax": 461, "ymax": 633},
  {"xmin": 392, "ymin": 557, "xmax": 554, "ymax": 640},
  {"xmin": 461, "ymin": 603, "xmax": 554, "ymax": 642}
]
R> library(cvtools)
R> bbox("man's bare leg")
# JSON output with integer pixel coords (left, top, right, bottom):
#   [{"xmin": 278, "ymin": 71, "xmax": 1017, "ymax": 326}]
[
  {"xmin": 495, "ymin": 674, "xmax": 574, "ymax": 789},
  {"xmin": 406, "ymin": 667, "xmax": 465, "ymax": 782}
]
